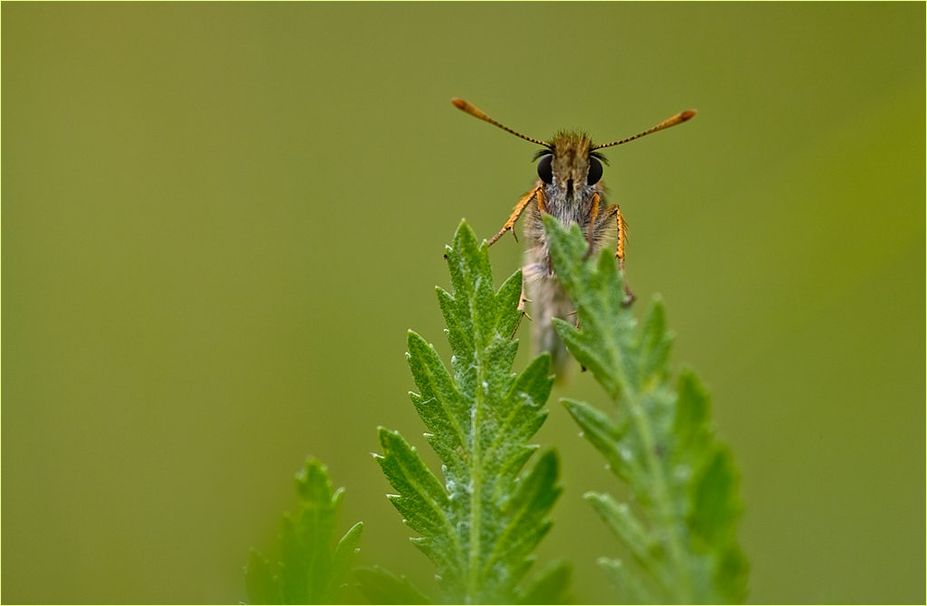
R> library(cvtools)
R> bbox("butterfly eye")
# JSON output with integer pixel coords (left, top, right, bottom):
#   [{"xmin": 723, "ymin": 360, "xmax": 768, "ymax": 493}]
[
  {"xmin": 537, "ymin": 155, "xmax": 553, "ymax": 184},
  {"xmin": 587, "ymin": 156, "xmax": 603, "ymax": 185}
]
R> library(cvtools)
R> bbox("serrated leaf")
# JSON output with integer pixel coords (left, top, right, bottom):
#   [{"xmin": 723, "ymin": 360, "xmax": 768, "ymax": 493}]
[
  {"xmin": 635, "ymin": 297, "xmax": 674, "ymax": 388},
  {"xmin": 329, "ymin": 522, "xmax": 364, "ymax": 597},
  {"xmin": 688, "ymin": 446, "xmax": 741, "ymax": 548},
  {"xmin": 244, "ymin": 458, "xmax": 363, "ymax": 605},
  {"xmin": 374, "ymin": 221, "xmax": 563, "ymax": 604},
  {"xmin": 355, "ymin": 566, "xmax": 432, "ymax": 604},
  {"xmin": 544, "ymin": 216, "xmax": 749, "ymax": 604},
  {"xmin": 489, "ymin": 450, "xmax": 561, "ymax": 569},
  {"xmin": 673, "ymin": 369, "xmax": 712, "ymax": 462},
  {"xmin": 376, "ymin": 429, "xmax": 453, "ymax": 542},
  {"xmin": 562, "ymin": 398, "xmax": 636, "ymax": 484},
  {"xmin": 586, "ymin": 492, "xmax": 656, "ymax": 572}
]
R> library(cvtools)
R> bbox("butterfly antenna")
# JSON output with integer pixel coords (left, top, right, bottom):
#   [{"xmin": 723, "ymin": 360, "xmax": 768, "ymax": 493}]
[
  {"xmin": 593, "ymin": 109, "xmax": 696, "ymax": 150},
  {"xmin": 452, "ymin": 98, "xmax": 549, "ymax": 147}
]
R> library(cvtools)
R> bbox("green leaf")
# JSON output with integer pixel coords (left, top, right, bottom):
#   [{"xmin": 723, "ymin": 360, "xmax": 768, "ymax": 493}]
[
  {"xmin": 545, "ymin": 216, "xmax": 749, "ymax": 604},
  {"xmin": 374, "ymin": 221, "xmax": 563, "ymax": 604},
  {"xmin": 354, "ymin": 566, "xmax": 432, "ymax": 604},
  {"xmin": 585, "ymin": 492, "xmax": 657, "ymax": 573},
  {"xmin": 244, "ymin": 458, "xmax": 363, "ymax": 604},
  {"xmin": 330, "ymin": 522, "xmax": 364, "ymax": 597}
]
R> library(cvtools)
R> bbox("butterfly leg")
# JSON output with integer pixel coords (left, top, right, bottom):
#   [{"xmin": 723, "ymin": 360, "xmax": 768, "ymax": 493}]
[
  {"xmin": 603, "ymin": 204, "xmax": 635, "ymax": 306},
  {"xmin": 488, "ymin": 185, "xmax": 542, "ymax": 246}
]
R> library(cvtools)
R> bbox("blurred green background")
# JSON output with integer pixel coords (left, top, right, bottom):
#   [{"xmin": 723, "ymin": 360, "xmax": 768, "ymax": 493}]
[{"xmin": 3, "ymin": 3, "xmax": 923, "ymax": 604}]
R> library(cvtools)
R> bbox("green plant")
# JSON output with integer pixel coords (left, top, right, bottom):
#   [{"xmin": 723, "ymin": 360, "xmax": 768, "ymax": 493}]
[
  {"xmin": 244, "ymin": 459, "xmax": 363, "ymax": 605},
  {"xmin": 244, "ymin": 219, "xmax": 748, "ymax": 605},
  {"xmin": 374, "ymin": 222, "xmax": 568, "ymax": 604},
  {"xmin": 545, "ymin": 215, "xmax": 748, "ymax": 604}
]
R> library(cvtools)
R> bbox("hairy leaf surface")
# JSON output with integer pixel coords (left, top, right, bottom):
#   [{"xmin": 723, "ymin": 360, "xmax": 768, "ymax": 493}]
[
  {"xmin": 374, "ymin": 221, "xmax": 566, "ymax": 604},
  {"xmin": 244, "ymin": 459, "xmax": 362, "ymax": 604},
  {"xmin": 545, "ymin": 216, "xmax": 749, "ymax": 604}
]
